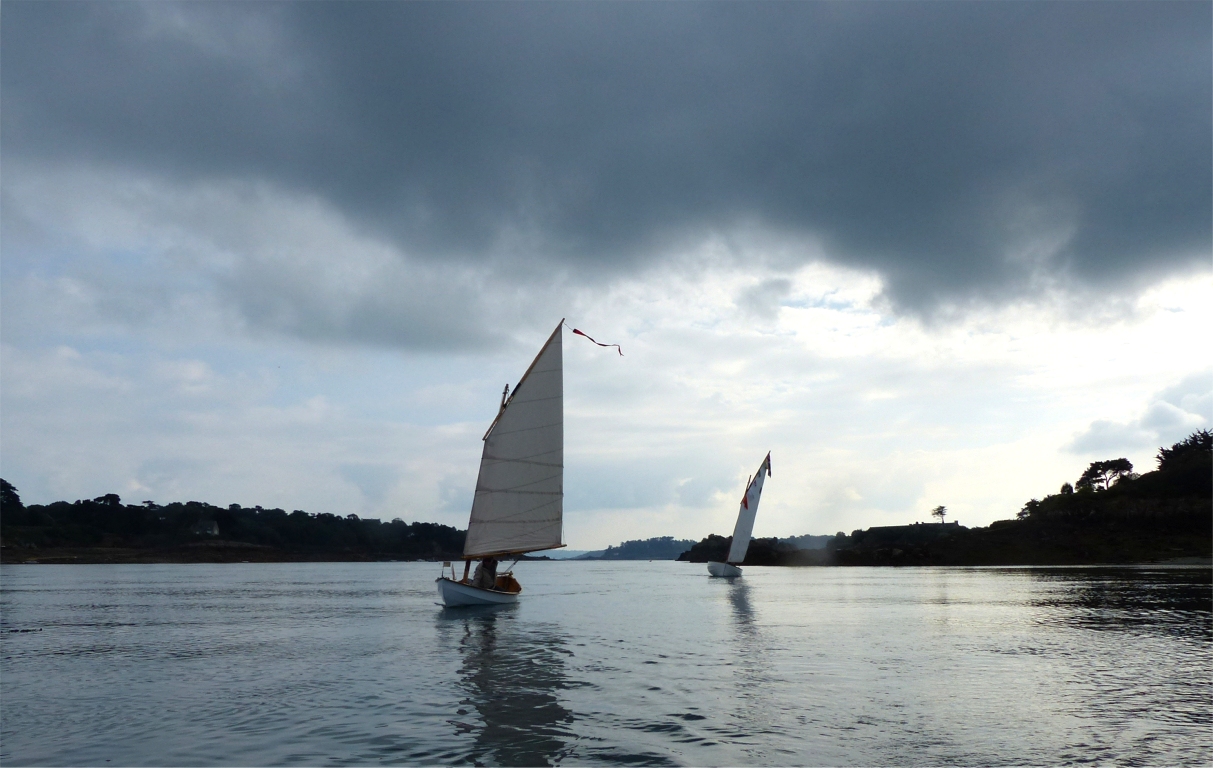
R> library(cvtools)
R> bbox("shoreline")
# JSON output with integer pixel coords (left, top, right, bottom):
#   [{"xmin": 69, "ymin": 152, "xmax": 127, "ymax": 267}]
[
  {"xmin": 0, "ymin": 541, "xmax": 551, "ymax": 565},
  {"xmin": 2, "ymin": 546, "xmax": 1207, "ymax": 568}
]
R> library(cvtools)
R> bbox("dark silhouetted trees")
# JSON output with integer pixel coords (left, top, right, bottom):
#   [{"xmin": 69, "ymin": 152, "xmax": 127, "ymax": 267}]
[
  {"xmin": 595, "ymin": 536, "xmax": 697, "ymax": 560},
  {"xmin": 675, "ymin": 534, "xmax": 795, "ymax": 565},
  {"xmin": 1076, "ymin": 458, "xmax": 1134, "ymax": 491},
  {"xmin": 993, "ymin": 431, "xmax": 1211, "ymax": 561},
  {"xmin": 0, "ymin": 483, "xmax": 466, "ymax": 561},
  {"xmin": 1157, "ymin": 429, "xmax": 1212, "ymax": 471},
  {"xmin": 1, "ymin": 479, "xmax": 23, "ymax": 513}
]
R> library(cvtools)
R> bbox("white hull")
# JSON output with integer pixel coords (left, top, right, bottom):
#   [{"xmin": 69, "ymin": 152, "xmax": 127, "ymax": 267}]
[
  {"xmin": 436, "ymin": 577, "xmax": 521, "ymax": 606},
  {"xmin": 707, "ymin": 561, "xmax": 743, "ymax": 578}
]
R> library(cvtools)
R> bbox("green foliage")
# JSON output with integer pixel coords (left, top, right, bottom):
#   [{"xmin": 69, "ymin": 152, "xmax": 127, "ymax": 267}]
[
  {"xmin": 1076, "ymin": 458, "xmax": 1134, "ymax": 491},
  {"xmin": 829, "ymin": 436, "xmax": 1211, "ymax": 564},
  {"xmin": 1018, "ymin": 499, "xmax": 1040, "ymax": 520},
  {"xmin": 2, "ymin": 479, "xmax": 24, "ymax": 511},
  {"xmin": 676, "ymin": 533, "xmax": 731, "ymax": 562},
  {"xmin": 675, "ymin": 534, "xmax": 795, "ymax": 565},
  {"xmin": 597, "ymin": 536, "xmax": 697, "ymax": 560},
  {"xmin": 1016, "ymin": 431, "xmax": 1210, "ymax": 525},
  {"xmin": 1156, "ymin": 429, "xmax": 1212, "ymax": 471},
  {"xmin": 0, "ymin": 482, "xmax": 465, "ymax": 560}
]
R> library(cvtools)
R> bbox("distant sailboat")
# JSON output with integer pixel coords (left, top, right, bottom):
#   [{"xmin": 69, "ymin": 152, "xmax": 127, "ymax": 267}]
[
  {"xmin": 437, "ymin": 321, "xmax": 567, "ymax": 606},
  {"xmin": 708, "ymin": 453, "xmax": 772, "ymax": 578}
]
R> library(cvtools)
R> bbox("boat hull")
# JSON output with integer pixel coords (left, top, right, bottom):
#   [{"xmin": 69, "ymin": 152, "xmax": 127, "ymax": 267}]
[
  {"xmin": 707, "ymin": 561, "xmax": 743, "ymax": 578},
  {"xmin": 436, "ymin": 577, "xmax": 521, "ymax": 606}
]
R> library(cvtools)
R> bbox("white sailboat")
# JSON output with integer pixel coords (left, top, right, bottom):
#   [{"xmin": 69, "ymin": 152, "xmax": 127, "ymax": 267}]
[
  {"xmin": 707, "ymin": 453, "xmax": 771, "ymax": 578},
  {"xmin": 437, "ymin": 321, "xmax": 567, "ymax": 606}
]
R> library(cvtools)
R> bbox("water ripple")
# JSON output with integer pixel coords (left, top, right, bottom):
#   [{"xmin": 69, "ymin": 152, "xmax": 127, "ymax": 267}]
[{"xmin": 1, "ymin": 562, "xmax": 1209, "ymax": 766}]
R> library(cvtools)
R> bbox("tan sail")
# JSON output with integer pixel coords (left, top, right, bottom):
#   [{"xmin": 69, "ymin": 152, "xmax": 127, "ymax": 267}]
[{"xmin": 463, "ymin": 322, "xmax": 564, "ymax": 558}]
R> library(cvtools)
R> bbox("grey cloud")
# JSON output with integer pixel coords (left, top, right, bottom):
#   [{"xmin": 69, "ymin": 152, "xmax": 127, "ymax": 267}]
[
  {"xmin": 0, "ymin": 167, "xmax": 518, "ymax": 352},
  {"xmin": 338, "ymin": 463, "xmax": 398, "ymax": 507},
  {"xmin": 736, "ymin": 278, "xmax": 793, "ymax": 321},
  {"xmin": 215, "ymin": 248, "xmax": 505, "ymax": 352},
  {"xmin": 1066, "ymin": 420, "xmax": 1155, "ymax": 456},
  {"xmin": 1067, "ymin": 370, "xmax": 1211, "ymax": 456},
  {"xmin": 3, "ymin": 1, "xmax": 1209, "ymax": 318}
]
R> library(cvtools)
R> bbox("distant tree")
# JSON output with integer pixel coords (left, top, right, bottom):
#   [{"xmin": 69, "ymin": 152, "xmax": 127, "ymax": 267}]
[
  {"xmin": 1, "ymin": 479, "xmax": 23, "ymax": 511},
  {"xmin": 1156, "ymin": 429, "xmax": 1212, "ymax": 471},
  {"xmin": 1059, "ymin": 482, "xmax": 1074, "ymax": 495},
  {"xmin": 1076, "ymin": 459, "xmax": 1134, "ymax": 491},
  {"xmin": 1018, "ymin": 499, "xmax": 1040, "ymax": 520},
  {"xmin": 931, "ymin": 505, "xmax": 947, "ymax": 523},
  {"xmin": 599, "ymin": 536, "xmax": 697, "ymax": 560}
]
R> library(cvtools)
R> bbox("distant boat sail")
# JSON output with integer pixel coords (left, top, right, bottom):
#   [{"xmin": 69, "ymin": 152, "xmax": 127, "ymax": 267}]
[
  {"xmin": 438, "ymin": 320, "xmax": 616, "ymax": 607},
  {"xmin": 708, "ymin": 453, "xmax": 772, "ymax": 578}
]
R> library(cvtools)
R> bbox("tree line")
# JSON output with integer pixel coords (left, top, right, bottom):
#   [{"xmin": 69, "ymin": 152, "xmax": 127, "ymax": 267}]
[
  {"xmin": 0, "ymin": 486, "xmax": 465, "ymax": 561},
  {"xmin": 1018, "ymin": 429, "xmax": 1211, "ymax": 520},
  {"xmin": 4, "ymin": 430, "xmax": 1208, "ymax": 565},
  {"xmin": 592, "ymin": 536, "xmax": 698, "ymax": 560},
  {"xmin": 679, "ymin": 430, "xmax": 1212, "ymax": 566}
]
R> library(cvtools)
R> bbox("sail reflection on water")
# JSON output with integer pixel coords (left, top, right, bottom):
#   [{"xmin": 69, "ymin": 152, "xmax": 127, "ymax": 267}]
[
  {"xmin": 438, "ymin": 607, "xmax": 575, "ymax": 766},
  {"xmin": 727, "ymin": 580, "xmax": 760, "ymax": 648},
  {"xmin": 720, "ymin": 580, "xmax": 786, "ymax": 754}
]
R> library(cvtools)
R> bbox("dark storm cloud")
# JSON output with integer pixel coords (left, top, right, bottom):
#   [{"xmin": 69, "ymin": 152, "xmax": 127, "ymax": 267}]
[{"xmin": 3, "ymin": 1, "xmax": 1209, "ymax": 312}]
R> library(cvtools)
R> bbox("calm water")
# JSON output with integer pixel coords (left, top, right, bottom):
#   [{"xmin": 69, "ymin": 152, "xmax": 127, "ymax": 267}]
[{"xmin": 1, "ymin": 562, "xmax": 1209, "ymax": 766}]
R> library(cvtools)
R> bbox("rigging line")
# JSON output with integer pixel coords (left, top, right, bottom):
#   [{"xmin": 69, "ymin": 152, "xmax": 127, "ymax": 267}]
[
  {"xmin": 475, "ymin": 469, "xmax": 560, "ymax": 484},
  {"xmin": 477, "ymin": 456, "xmax": 562, "ymax": 468},
  {"xmin": 483, "ymin": 448, "xmax": 561, "ymax": 459},
  {"xmin": 483, "ymin": 521, "xmax": 562, "ymax": 528},
  {"xmin": 474, "ymin": 482, "xmax": 561, "ymax": 496},
  {"xmin": 476, "ymin": 473, "xmax": 560, "ymax": 490},
  {"xmin": 484, "ymin": 447, "xmax": 560, "ymax": 458},
  {"xmin": 470, "ymin": 495, "xmax": 560, "ymax": 507},
  {"xmin": 483, "ymin": 472, "xmax": 557, "ymax": 488},
  {"xmin": 470, "ymin": 503, "xmax": 561, "ymax": 522},
  {"xmin": 489, "ymin": 422, "xmax": 563, "ymax": 437},
  {"xmin": 480, "ymin": 459, "xmax": 563, "ymax": 469},
  {"xmin": 483, "ymin": 469, "xmax": 556, "ymax": 485},
  {"xmin": 503, "ymin": 393, "xmax": 562, "ymax": 405},
  {"xmin": 475, "ymin": 488, "xmax": 561, "ymax": 495}
]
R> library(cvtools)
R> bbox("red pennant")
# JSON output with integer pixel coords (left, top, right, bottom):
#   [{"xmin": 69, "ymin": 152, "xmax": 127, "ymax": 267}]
[{"xmin": 571, "ymin": 327, "xmax": 623, "ymax": 356}]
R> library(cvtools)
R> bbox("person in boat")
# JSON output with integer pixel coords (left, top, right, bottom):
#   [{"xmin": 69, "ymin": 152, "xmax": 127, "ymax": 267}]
[{"xmin": 471, "ymin": 557, "xmax": 498, "ymax": 590}]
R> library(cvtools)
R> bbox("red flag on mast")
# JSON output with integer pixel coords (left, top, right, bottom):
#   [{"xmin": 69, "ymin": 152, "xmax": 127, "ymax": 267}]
[{"xmin": 568, "ymin": 324, "xmax": 623, "ymax": 355}]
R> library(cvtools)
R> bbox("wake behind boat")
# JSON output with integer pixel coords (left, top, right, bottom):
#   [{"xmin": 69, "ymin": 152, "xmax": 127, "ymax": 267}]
[{"xmin": 708, "ymin": 452, "xmax": 772, "ymax": 578}]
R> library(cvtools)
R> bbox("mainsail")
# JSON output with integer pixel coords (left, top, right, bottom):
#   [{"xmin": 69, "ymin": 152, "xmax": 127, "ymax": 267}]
[
  {"xmin": 726, "ymin": 453, "xmax": 772, "ymax": 564},
  {"xmin": 463, "ymin": 323, "xmax": 564, "ymax": 558}
]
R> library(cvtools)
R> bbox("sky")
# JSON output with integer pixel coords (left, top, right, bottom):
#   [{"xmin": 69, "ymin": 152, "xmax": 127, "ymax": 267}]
[{"xmin": 2, "ymin": 1, "xmax": 1209, "ymax": 549}]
